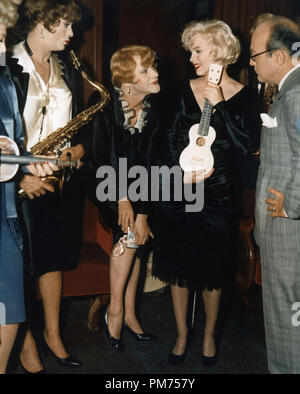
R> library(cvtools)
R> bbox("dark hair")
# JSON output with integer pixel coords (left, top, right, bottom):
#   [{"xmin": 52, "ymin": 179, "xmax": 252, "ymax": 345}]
[
  {"xmin": 20, "ymin": 0, "xmax": 81, "ymax": 33},
  {"xmin": 265, "ymin": 16, "xmax": 300, "ymax": 57}
]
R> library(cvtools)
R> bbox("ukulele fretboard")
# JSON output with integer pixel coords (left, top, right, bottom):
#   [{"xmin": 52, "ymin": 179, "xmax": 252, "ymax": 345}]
[{"xmin": 198, "ymin": 99, "xmax": 213, "ymax": 136}]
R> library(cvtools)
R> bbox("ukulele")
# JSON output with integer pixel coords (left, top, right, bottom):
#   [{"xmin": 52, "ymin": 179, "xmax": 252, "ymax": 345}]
[
  {"xmin": 179, "ymin": 63, "xmax": 223, "ymax": 175},
  {"xmin": 0, "ymin": 136, "xmax": 79, "ymax": 182}
]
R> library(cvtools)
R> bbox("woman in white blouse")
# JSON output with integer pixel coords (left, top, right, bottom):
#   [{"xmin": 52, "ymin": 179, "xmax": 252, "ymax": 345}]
[{"xmin": 9, "ymin": 0, "xmax": 88, "ymax": 373}]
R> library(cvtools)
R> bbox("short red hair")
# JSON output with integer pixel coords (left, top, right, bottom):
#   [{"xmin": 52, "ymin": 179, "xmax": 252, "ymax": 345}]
[{"xmin": 110, "ymin": 45, "xmax": 156, "ymax": 88}]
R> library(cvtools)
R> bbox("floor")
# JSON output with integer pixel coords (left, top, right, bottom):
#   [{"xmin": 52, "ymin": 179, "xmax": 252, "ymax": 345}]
[{"xmin": 8, "ymin": 284, "xmax": 268, "ymax": 375}]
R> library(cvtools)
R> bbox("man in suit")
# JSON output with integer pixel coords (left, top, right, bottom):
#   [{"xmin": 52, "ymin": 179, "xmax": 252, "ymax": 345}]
[{"xmin": 250, "ymin": 16, "xmax": 300, "ymax": 374}]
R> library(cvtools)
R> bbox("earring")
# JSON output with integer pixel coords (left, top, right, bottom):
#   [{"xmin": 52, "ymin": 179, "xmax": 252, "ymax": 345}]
[
  {"xmin": 127, "ymin": 85, "xmax": 131, "ymax": 94},
  {"xmin": 40, "ymin": 30, "xmax": 45, "ymax": 39}
]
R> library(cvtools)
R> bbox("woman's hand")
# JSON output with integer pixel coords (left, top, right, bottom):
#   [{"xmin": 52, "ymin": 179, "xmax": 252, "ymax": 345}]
[
  {"xmin": 118, "ymin": 198, "xmax": 135, "ymax": 233},
  {"xmin": 19, "ymin": 174, "xmax": 55, "ymax": 200},
  {"xmin": 133, "ymin": 214, "xmax": 154, "ymax": 245},
  {"xmin": 203, "ymin": 82, "xmax": 224, "ymax": 107},
  {"xmin": 26, "ymin": 158, "xmax": 60, "ymax": 178},
  {"xmin": 60, "ymin": 144, "xmax": 85, "ymax": 161}
]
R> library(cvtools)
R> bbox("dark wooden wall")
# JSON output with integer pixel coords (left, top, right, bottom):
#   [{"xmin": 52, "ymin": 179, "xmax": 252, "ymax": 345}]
[
  {"xmin": 74, "ymin": 0, "xmax": 104, "ymax": 102},
  {"xmin": 214, "ymin": 0, "xmax": 296, "ymax": 39},
  {"xmin": 117, "ymin": 0, "xmax": 189, "ymax": 83},
  {"xmin": 213, "ymin": 0, "xmax": 297, "ymax": 83},
  {"xmin": 77, "ymin": 0, "xmax": 298, "ymax": 90}
]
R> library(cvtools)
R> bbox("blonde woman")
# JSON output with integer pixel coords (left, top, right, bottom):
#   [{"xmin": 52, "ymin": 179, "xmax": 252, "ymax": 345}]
[{"xmin": 152, "ymin": 19, "xmax": 261, "ymax": 366}]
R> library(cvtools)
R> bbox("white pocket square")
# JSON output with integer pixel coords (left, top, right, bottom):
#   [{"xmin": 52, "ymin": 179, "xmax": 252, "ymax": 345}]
[{"xmin": 260, "ymin": 113, "xmax": 278, "ymax": 128}]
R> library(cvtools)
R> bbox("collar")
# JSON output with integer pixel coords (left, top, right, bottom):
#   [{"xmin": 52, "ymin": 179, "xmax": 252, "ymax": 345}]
[
  {"xmin": 278, "ymin": 63, "xmax": 300, "ymax": 91},
  {"xmin": 12, "ymin": 42, "xmax": 37, "ymax": 74},
  {"xmin": 12, "ymin": 41, "xmax": 64, "ymax": 79},
  {"xmin": 114, "ymin": 87, "xmax": 151, "ymax": 135}
]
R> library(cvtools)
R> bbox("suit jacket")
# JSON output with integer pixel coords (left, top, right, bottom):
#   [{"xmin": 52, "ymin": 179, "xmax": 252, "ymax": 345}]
[
  {"xmin": 254, "ymin": 66, "xmax": 300, "ymax": 245},
  {"xmin": 0, "ymin": 69, "xmax": 24, "ymax": 220},
  {"xmin": 253, "ymin": 65, "xmax": 300, "ymax": 374}
]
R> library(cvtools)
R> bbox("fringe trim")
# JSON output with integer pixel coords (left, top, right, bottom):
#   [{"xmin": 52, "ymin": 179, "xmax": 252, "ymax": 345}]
[{"xmin": 151, "ymin": 272, "xmax": 223, "ymax": 292}]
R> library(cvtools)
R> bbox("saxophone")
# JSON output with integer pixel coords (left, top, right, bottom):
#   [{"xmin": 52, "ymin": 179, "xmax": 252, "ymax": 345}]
[
  {"xmin": 19, "ymin": 51, "xmax": 110, "ymax": 197},
  {"xmin": 30, "ymin": 50, "xmax": 110, "ymax": 155}
]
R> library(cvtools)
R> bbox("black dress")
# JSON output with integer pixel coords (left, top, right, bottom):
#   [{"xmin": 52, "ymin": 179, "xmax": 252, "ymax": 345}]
[
  {"xmin": 152, "ymin": 81, "xmax": 261, "ymax": 290},
  {"xmin": 90, "ymin": 89, "xmax": 162, "ymax": 257}
]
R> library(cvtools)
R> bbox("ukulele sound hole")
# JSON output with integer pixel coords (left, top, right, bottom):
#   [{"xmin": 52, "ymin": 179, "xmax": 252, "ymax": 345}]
[{"xmin": 197, "ymin": 137, "xmax": 206, "ymax": 147}]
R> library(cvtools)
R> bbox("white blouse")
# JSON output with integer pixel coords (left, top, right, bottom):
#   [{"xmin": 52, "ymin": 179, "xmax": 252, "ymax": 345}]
[{"xmin": 12, "ymin": 42, "xmax": 72, "ymax": 152}]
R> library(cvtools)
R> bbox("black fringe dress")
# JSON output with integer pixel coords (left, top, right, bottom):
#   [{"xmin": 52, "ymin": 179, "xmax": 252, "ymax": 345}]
[{"xmin": 152, "ymin": 81, "xmax": 260, "ymax": 290}]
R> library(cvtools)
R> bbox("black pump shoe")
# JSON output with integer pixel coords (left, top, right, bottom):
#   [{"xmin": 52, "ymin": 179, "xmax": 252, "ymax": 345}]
[
  {"xmin": 168, "ymin": 349, "xmax": 187, "ymax": 365},
  {"xmin": 201, "ymin": 352, "xmax": 218, "ymax": 367},
  {"xmin": 103, "ymin": 310, "xmax": 124, "ymax": 351},
  {"xmin": 168, "ymin": 332, "xmax": 192, "ymax": 365},
  {"xmin": 39, "ymin": 334, "xmax": 82, "ymax": 367},
  {"xmin": 124, "ymin": 323, "xmax": 156, "ymax": 342},
  {"xmin": 201, "ymin": 334, "xmax": 219, "ymax": 367}
]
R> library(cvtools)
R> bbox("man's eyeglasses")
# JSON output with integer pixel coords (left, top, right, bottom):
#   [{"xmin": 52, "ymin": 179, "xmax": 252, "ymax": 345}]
[{"xmin": 250, "ymin": 48, "xmax": 277, "ymax": 61}]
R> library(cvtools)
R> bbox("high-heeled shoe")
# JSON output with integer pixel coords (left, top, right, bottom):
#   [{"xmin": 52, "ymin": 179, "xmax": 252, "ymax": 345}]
[
  {"xmin": 124, "ymin": 322, "xmax": 156, "ymax": 342},
  {"xmin": 201, "ymin": 334, "xmax": 219, "ymax": 367},
  {"xmin": 38, "ymin": 334, "xmax": 82, "ymax": 367},
  {"xmin": 19, "ymin": 358, "xmax": 47, "ymax": 374},
  {"xmin": 201, "ymin": 351, "xmax": 218, "ymax": 367},
  {"xmin": 168, "ymin": 332, "xmax": 192, "ymax": 365},
  {"xmin": 103, "ymin": 309, "xmax": 124, "ymax": 352},
  {"xmin": 168, "ymin": 348, "xmax": 188, "ymax": 365}
]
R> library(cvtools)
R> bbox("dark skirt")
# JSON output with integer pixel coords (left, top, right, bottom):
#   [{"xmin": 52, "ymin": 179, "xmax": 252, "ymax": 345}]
[
  {"xmin": 152, "ymin": 199, "xmax": 233, "ymax": 291},
  {"xmin": 20, "ymin": 170, "xmax": 85, "ymax": 278}
]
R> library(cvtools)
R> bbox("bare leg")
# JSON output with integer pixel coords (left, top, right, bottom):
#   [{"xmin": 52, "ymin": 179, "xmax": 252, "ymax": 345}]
[
  {"xmin": 39, "ymin": 271, "xmax": 68, "ymax": 358},
  {"xmin": 202, "ymin": 288, "xmax": 221, "ymax": 356},
  {"xmin": 20, "ymin": 329, "xmax": 44, "ymax": 373},
  {"xmin": 124, "ymin": 257, "xmax": 143, "ymax": 333},
  {"xmin": 20, "ymin": 271, "xmax": 67, "ymax": 371},
  {"xmin": 0, "ymin": 324, "xmax": 19, "ymax": 374},
  {"xmin": 108, "ymin": 246, "xmax": 137, "ymax": 339},
  {"xmin": 170, "ymin": 284, "xmax": 189, "ymax": 355}
]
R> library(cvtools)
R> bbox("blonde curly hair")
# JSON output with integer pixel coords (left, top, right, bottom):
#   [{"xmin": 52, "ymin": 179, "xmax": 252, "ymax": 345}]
[
  {"xmin": 0, "ymin": 0, "xmax": 19, "ymax": 28},
  {"xmin": 181, "ymin": 19, "xmax": 241, "ymax": 67}
]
